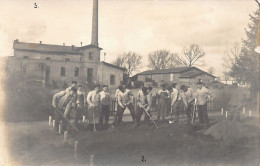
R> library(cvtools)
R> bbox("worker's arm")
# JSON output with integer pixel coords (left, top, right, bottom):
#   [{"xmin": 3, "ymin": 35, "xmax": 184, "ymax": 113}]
[{"xmin": 52, "ymin": 91, "xmax": 66, "ymax": 107}]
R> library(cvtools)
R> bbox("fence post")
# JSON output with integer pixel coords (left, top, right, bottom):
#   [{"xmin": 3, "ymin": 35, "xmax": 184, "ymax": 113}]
[
  {"xmin": 74, "ymin": 141, "xmax": 78, "ymax": 159},
  {"xmin": 49, "ymin": 116, "xmax": 52, "ymax": 126},
  {"xmin": 243, "ymin": 108, "xmax": 245, "ymax": 114},
  {"xmin": 221, "ymin": 108, "xmax": 224, "ymax": 115},
  {"xmin": 64, "ymin": 131, "xmax": 68, "ymax": 144},
  {"xmin": 90, "ymin": 155, "xmax": 95, "ymax": 166},
  {"xmin": 53, "ymin": 120, "xmax": 55, "ymax": 129}
]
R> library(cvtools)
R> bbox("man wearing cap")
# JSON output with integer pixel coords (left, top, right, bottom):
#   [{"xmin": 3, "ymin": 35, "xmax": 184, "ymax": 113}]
[
  {"xmin": 113, "ymin": 85, "xmax": 125, "ymax": 126},
  {"xmin": 117, "ymin": 84, "xmax": 135, "ymax": 124},
  {"xmin": 135, "ymin": 87, "xmax": 148, "ymax": 126},
  {"xmin": 66, "ymin": 81, "xmax": 77, "ymax": 94},
  {"xmin": 53, "ymin": 87, "xmax": 77, "ymax": 132},
  {"xmin": 99, "ymin": 85, "xmax": 111, "ymax": 127},
  {"xmin": 195, "ymin": 82, "xmax": 212, "ymax": 128},
  {"xmin": 157, "ymin": 83, "xmax": 170, "ymax": 120},
  {"xmin": 86, "ymin": 84, "xmax": 100, "ymax": 126}
]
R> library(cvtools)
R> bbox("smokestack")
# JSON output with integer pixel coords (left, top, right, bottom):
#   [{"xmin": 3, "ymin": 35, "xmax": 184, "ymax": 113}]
[{"xmin": 91, "ymin": 0, "xmax": 98, "ymax": 47}]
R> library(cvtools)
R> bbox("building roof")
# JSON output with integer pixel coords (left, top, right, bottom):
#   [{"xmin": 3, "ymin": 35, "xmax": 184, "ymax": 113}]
[
  {"xmin": 180, "ymin": 70, "xmax": 216, "ymax": 78},
  {"xmin": 13, "ymin": 40, "xmax": 102, "ymax": 55},
  {"xmin": 136, "ymin": 67, "xmax": 191, "ymax": 75},
  {"xmin": 100, "ymin": 61, "xmax": 127, "ymax": 71},
  {"xmin": 136, "ymin": 67, "xmax": 216, "ymax": 78}
]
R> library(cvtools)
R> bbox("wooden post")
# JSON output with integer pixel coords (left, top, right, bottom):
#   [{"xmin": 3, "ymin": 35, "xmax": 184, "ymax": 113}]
[
  {"xmin": 49, "ymin": 116, "xmax": 52, "ymax": 125},
  {"xmin": 64, "ymin": 131, "xmax": 68, "ymax": 144},
  {"xmin": 59, "ymin": 123, "xmax": 62, "ymax": 134},
  {"xmin": 90, "ymin": 155, "xmax": 95, "ymax": 166},
  {"xmin": 74, "ymin": 141, "xmax": 78, "ymax": 159},
  {"xmin": 134, "ymin": 97, "xmax": 137, "ymax": 114},
  {"xmin": 53, "ymin": 120, "xmax": 55, "ymax": 128},
  {"xmin": 249, "ymin": 110, "xmax": 252, "ymax": 117},
  {"xmin": 225, "ymin": 111, "xmax": 228, "ymax": 118},
  {"xmin": 221, "ymin": 108, "xmax": 224, "ymax": 115}
]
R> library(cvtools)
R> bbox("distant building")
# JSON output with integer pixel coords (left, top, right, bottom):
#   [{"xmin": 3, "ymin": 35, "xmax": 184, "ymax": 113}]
[
  {"xmin": 133, "ymin": 67, "xmax": 216, "ymax": 85},
  {"xmin": 6, "ymin": 0, "xmax": 127, "ymax": 88}
]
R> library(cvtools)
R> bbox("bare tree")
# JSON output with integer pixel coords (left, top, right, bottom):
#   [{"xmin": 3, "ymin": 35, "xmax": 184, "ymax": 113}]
[
  {"xmin": 207, "ymin": 67, "xmax": 215, "ymax": 74},
  {"xmin": 223, "ymin": 71, "xmax": 230, "ymax": 84},
  {"xmin": 113, "ymin": 52, "xmax": 142, "ymax": 76},
  {"xmin": 177, "ymin": 44, "xmax": 205, "ymax": 67},
  {"xmin": 148, "ymin": 50, "xmax": 181, "ymax": 70},
  {"xmin": 112, "ymin": 54, "xmax": 128, "ymax": 67},
  {"xmin": 222, "ymin": 42, "xmax": 241, "ymax": 70}
]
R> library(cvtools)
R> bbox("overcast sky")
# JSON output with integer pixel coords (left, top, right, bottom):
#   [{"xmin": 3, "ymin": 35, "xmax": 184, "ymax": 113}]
[{"xmin": 0, "ymin": 0, "xmax": 257, "ymax": 77}]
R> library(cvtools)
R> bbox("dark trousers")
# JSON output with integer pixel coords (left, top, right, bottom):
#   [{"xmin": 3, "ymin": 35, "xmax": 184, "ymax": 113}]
[
  {"xmin": 136, "ymin": 106, "xmax": 150, "ymax": 125},
  {"xmin": 186, "ymin": 102, "xmax": 194, "ymax": 124},
  {"xmin": 197, "ymin": 103, "xmax": 209, "ymax": 125},
  {"xmin": 99, "ymin": 104, "xmax": 110, "ymax": 125},
  {"xmin": 114, "ymin": 103, "xmax": 135, "ymax": 124},
  {"xmin": 75, "ymin": 107, "xmax": 83, "ymax": 128},
  {"xmin": 54, "ymin": 108, "xmax": 69, "ymax": 132}
]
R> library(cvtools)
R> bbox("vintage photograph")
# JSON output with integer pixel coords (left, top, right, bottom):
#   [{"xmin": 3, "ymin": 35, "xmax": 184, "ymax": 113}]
[{"xmin": 0, "ymin": 0, "xmax": 259, "ymax": 165}]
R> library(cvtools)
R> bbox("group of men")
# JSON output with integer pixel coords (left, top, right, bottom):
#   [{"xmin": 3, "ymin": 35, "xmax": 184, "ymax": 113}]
[
  {"xmin": 51, "ymin": 80, "xmax": 212, "ymax": 133},
  {"xmin": 156, "ymin": 81, "xmax": 212, "ymax": 128}
]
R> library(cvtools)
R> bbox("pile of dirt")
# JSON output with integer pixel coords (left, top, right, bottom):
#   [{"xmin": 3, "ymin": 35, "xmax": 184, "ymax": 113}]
[
  {"xmin": 4, "ymin": 86, "xmax": 53, "ymax": 122},
  {"xmin": 203, "ymin": 117, "xmax": 260, "ymax": 144}
]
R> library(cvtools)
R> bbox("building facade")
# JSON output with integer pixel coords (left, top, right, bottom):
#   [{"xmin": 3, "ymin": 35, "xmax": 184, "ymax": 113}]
[
  {"xmin": 6, "ymin": 0, "xmax": 127, "ymax": 89},
  {"xmin": 134, "ymin": 67, "xmax": 216, "ymax": 86}
]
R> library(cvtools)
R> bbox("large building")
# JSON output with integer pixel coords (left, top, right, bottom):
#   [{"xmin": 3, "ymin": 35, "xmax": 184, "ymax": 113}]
[
  {"xmin": 6, "ymin": 0, "xmax": 127, "ymax": 88},
  {"xmin": 133, "ymin": 67, "xmax": 216, "ymax": 85}
]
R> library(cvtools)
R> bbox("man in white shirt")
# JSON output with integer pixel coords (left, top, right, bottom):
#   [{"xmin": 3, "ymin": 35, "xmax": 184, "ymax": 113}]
[
  {"xmin": 135, "ymin": 87, "xmax": 148, "ymax": 126},
  {"xmin": 113, "ymin": 85, "xmax": 124, "ymax": 126},
  {"xmin": 117, "ymin": 85, "xmax": 135, "ymax": 124},
  {"xmin": 86, "ymin": 84, "xmax": 100, "ymax": 126},
  {"xmin": 99, "ymin": 85, "xmax": 111, "ymax": 127},
  {"xmin": 195, "ymin": 82, "xmax": 212, "ymax": 128}
]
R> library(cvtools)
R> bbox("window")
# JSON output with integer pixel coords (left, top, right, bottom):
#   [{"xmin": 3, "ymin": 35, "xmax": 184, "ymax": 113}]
[
  {"xmin": 46, "ymin": 57, "xmax": 51, "ymax": 61},
  {"xmin": 65, "ymin": 58, "xmax": 70, "ymax": 62},
  {"xmin": 74, "ymin": 67, "xmax": 79, "ymax": 77},
  {"xmin": 89, "ymin": 52, "xmax": 93, "ymax": 60},
  {"xmin": 61, "ymin": 67, "xmax": 65, "ymax": 77},
  {"xmin": 110, "ymin": 75, "xmax": 115, "ymax": 85},
  {"xmin": 23, "ymin": 56, "xmax": 28, "ymax": 59}
]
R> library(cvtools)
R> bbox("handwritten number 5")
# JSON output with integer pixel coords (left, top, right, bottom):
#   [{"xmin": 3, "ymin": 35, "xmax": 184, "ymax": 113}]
[{"xmin": 34, "ymin": 3, "xmax": 38, "ymax": 8}]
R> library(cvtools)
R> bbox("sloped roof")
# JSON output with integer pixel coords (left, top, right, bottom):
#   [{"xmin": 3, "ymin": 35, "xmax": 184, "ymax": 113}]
[
  {"xmin": 180, "ymin": 70, "xmax": 216, "ymax": 78},
  {"xmin": 100, "ymin": 61, "xmax": 127, "ymax": 71},
  {"xmin": 136, "ymin": 67, "xmax": 190, "ymax": 75},
  {"xmin": 13, "ymin": 40, "xmax": 102, "ymax": 54}
]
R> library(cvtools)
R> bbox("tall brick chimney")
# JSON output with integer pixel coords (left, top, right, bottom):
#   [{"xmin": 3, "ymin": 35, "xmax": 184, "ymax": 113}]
[{"xmin": 91, "ymin": 0, "xmax": 98, "ymax": 47}]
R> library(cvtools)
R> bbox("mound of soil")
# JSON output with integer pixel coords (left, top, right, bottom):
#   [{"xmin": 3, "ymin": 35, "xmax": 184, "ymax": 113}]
[
  {"xmin": 4, "ymin": 86, "xmax": 53, "ymax": 122},
  {"xmin": 203, "ymin": 117, "xmax": 260, "ymax": 144}
]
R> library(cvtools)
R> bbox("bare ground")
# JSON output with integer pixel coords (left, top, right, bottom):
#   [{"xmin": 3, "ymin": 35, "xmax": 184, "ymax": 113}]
[{"xmin": 4, "ymin": 112, "xmax": 260, "ymax": 166}]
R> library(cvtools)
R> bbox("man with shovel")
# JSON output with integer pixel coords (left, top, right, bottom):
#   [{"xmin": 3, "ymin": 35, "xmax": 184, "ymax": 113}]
[
  {"xmin": 86, "ymin": 84, "xmax": 100, "ymax": 131},
  {"xmin": 53, "ymin": 87, "xmax": 78, "ymax": 133}
]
